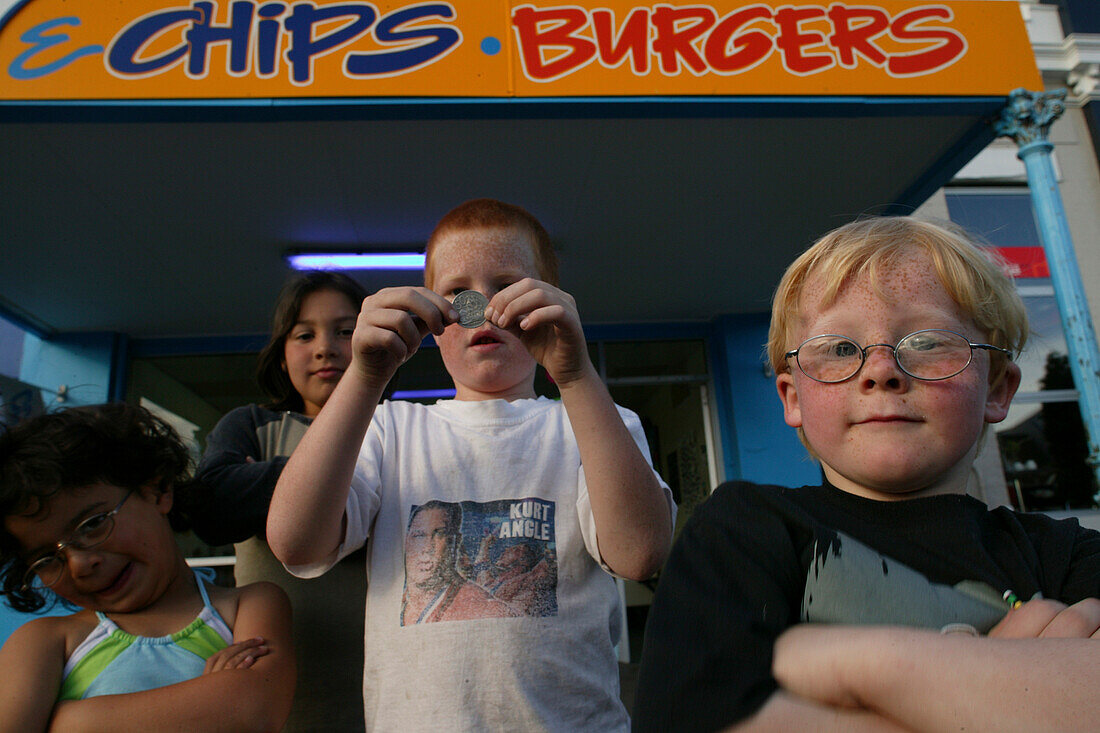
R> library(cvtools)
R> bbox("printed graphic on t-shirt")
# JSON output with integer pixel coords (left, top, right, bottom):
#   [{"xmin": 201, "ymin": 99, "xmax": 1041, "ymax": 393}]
[
  {"xmin": 801, "ymin": 531, "xmax": 1009, "ymax": 633},
  {"xmin": 401, "ymin": 498, "xmax": 558, "ymax": 625}
]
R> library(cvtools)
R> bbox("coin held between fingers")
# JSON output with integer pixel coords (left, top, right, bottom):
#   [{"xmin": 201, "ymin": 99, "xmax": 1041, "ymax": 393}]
[{"xmin": 453, "ymin": 290, "xmax": 488, "ymax": 329}]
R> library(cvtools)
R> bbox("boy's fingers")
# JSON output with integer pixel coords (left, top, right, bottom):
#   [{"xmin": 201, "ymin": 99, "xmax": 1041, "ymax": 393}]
[
  {"xmin": 404, "ymin": 288, "xmax": 457, "ymax": 335},
  {"xmin": 1038, "ymin": 598, "xmax": 1100, "ymax": 638},
  {"xmin": 489, "ymin": 284, "xmax": 574, "ymax": 329},
  {"xmin": 486, "ymin": 279, "xmax": 544, "ymax": 323},
  {"xmin": 491, "ymin": 277, "xmax": 541, "ymax": 303},
  {"xmin": 990, "ymin": 598, "xmax": 1066, "ymax": 638},
  {"xmin": 515, "ymin": 304, "xmax": 569, "ymax": 332},
  {"xmin": 368, "ymin": 308, "xmax": 430, "ymax": 349},
  {"xmin": 356, "ymin": 291, "xmax": 454, "ymax": 370},
  {"xmin": 362, "ymin": 287, "xmax": 455, "ymax": 335}
]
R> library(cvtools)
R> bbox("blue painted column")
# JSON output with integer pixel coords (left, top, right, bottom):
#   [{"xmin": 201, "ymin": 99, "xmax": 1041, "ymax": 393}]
[{"xmin": 995, "ymin": 88, "xmax": 1100, "ymax": 492}]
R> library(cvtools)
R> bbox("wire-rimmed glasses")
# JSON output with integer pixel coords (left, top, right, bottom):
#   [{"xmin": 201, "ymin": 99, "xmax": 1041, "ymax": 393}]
[
  {"xmin": 784, "ymin": 329, "xmax": 1013, "ymax": 384},
  {"xmin": 20, "ymin": 489, "xmax": 134, "ymax": 590}
]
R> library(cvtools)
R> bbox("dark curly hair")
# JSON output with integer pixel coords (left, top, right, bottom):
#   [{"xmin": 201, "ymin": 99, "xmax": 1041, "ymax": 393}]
[
  {"xmin": 0, "ymin": 403, "xmax": 197, "ymax": 612},
  {"xmin": 255, "ymin": 271, "xmax": 367, "ymax": 413}
]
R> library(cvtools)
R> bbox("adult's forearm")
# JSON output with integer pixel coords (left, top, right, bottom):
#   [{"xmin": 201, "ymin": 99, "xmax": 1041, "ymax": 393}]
[
  {"xmin": 728, "ymin": 691, "xmax": 911, "ymax": 733},
  {"xmin": 775, "ymin": 625, "xmax": 1100, "ymax": 733}
]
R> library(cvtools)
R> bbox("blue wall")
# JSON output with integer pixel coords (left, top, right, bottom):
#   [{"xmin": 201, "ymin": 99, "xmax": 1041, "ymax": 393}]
[
  {"xmin": 2, "ymin": 331, "xmax": 120, "ymax": 648},
  {"xmin": 19, "ymin": 332, "xmax": 122, "ymax": 407},
  {"xmin": 710, "ymin": 313, "xmax": 820, "ymax": 488},
  {"xmin": 0, "ymin": 599, "xmax": 71, "ymax": 646}
]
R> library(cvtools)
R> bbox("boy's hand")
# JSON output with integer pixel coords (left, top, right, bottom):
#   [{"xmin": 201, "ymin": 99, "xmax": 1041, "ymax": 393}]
[
  {"xmin": 989, "ymin": 597, "xmax": 1100, "ymax": 639},
  {"xmin": 202, "ymin": 637, "xmax": 270, "ymax": 674},
  {"xmin": 484, "ymin": 278, "xmax": 593, "ymax": 387},
  {"xmin": 351, "ymin": 287, "xmax": 457, "ymax": 386}
]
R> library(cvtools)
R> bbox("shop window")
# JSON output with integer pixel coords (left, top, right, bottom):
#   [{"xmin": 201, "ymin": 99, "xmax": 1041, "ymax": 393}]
[
  {"xmin": 0, "ymin": 314, "xmax": 26, "ymax": 380},
  {"xmin": 130, "ymin": 338, "xmax": 715, "ymax": 516},
  {"xmin": 127, "ymin": 335, "xmax": 715, "ymax": 661},
  {"xmin": 0, "ymin": 317, "xmax": 53, "ymax": 430},
  {"xmin": 946, "ymin": 190, "xmax": 1098, "ymax": 509}
]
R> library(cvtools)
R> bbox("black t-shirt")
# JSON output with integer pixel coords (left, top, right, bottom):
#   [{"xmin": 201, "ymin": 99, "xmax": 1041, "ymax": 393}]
[{"xmin": 632, "ymin": 481, "xmax": 1100, "ymax": 732}]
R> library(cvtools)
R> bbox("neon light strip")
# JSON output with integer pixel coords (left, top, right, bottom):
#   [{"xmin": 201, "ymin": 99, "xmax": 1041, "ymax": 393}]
[{"xmin": 286, "ymin": 253, "xmax": 425, "ymax": 270}]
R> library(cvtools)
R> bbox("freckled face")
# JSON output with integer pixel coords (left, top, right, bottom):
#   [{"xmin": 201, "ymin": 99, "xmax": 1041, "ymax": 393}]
[
  {"xmin": 429, "ymin": 226, "xmax": 539, "ymax": 401},
  {"xmin": 775, "ymin": 250, "xmax": 1015, "ymax": 500}
]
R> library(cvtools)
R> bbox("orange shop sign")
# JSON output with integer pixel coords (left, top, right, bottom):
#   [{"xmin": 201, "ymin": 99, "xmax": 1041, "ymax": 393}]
[{"xmin": 0, "ymin": 1, "xmax": 1041, "ymax": 101}]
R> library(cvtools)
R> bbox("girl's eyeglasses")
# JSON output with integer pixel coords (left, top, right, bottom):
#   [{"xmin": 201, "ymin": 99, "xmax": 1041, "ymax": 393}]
[
  {"xmin": 20, "ymin": 489, "xmax": 134, "ymax": 590},
  {"xmin": 784, "ymin": 329, "xmax": 1013, "ymax": 384}
]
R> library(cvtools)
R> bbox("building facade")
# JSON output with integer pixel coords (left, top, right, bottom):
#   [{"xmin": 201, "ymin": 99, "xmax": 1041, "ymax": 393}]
[{"xmin": 1, "ymin": 0, "xmax": 1098, "ymax": 646}]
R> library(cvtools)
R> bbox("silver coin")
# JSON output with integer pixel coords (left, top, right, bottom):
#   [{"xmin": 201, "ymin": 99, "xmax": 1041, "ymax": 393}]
[{"xmin": 452, "ymin": 290, "xmax": 488, "ymax": 329}]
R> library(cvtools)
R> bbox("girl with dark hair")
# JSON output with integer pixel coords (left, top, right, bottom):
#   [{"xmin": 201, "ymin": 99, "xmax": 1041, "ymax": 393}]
[
  {"xmin": 191, "ymin": 271, "xmax": 368, "ymax": 732},
  {"xmin": 254, "ymin": 270, "xmax": 369, "ymax": 415},
  {"xmin": 0, "ymin": 404, "xmax": 294, "ymax": 732}
]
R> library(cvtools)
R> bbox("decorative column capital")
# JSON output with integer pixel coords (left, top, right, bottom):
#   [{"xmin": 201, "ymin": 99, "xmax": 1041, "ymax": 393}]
[
  {"xmin": 1067, "ymin": 63, "xmax": 1099, "ymax": 103},
  {"xmin": 994, "ymin": 88, "xmax": 1067, "ymax": 147}
]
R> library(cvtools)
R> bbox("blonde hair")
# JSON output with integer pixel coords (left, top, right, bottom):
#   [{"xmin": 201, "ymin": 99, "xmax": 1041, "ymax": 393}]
[
  {"xmin": 424, "ymin": 199, "xmax": 558, "ymax": 290},
  {"xmin": 768, "ymin": 216, "xmax": 1028, "ymax": 383}
]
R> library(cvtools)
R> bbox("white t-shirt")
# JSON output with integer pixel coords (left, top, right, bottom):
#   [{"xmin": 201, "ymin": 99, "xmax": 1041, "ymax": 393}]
[{"xmin": 292, "ymin": 397, "xmax": 672, "ymax": 732}]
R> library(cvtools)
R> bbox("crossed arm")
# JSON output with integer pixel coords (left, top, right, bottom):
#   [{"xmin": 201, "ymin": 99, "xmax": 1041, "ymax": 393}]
[
  {"xmin": 746, "ymin": 598, "xmax": 1100, "ymax": 732},
  {"xmin": 0, "ymin": 583, "xmax": 295, "ymax": 733}
]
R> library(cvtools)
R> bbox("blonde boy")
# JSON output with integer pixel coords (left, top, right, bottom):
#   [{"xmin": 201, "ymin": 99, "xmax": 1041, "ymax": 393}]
[
  {"xmin": 635, "ymin": 217, "xmax": 1100, "ymax": 732},
  {"xmin": 268, "ymin": 199, "xmax": 673, "ymax": 731}
]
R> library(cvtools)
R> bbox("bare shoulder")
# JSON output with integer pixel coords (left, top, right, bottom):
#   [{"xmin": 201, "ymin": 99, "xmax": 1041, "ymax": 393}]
[
  {"xmin": 2, "ymin": 609, "xmax": 95, "ymax": 660},
  {"xmin": 206, "ymin": 581, "xmax": 289, "ymax": 631},
  {"xmin": 205, "ymin": 581, "xmax": 244, "ymax": 629},
  {"xmin": 229, "ymin": 582, "xmax": 293, "ymax": 644},
  {"xmin": 0, "ymin": 612, "xmax": 93, "ymax": 731}
]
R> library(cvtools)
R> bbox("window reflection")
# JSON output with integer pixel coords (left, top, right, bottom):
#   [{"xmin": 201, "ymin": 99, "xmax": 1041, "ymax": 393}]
[
  {"xmin": 1013, "ymin": 287, "xmax": 1072, "ymax": 393},
  {"xmin": 994, "ymin": 292, "xmax": 1096, "ymax": 510},
  {"xmin": 947, "ymin": 190, "xmax": 1096, "ymax": 510}
]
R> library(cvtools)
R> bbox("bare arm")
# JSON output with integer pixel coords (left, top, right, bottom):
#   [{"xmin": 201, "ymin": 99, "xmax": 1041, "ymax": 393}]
[
  {"xmin": 486, "ymin": 279, "xmax": 672, "ymax": 579},
  {"xmin": 556, "ymin": 370, "xmax": 671, "ymax": 579},
  {"xmin": 0, "ymin": 618, "xmax": 67, "ymax": 733},
  {"xmin": 47, "ymin": 582, "xmax": 295, "ymax": 733},
  {"xmin": 771, "ymin": 601, "xmax": 1100, "ymax": 733},
  {"xmin": 727, "ymin": 691, "xmax": 911, "ymax": 732},
  {"xmin": 267, "ymin": 287, "xmax": 454, "ymax": 566}
]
